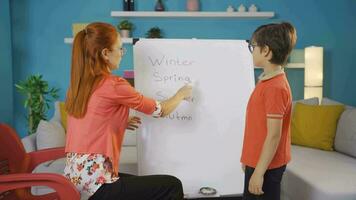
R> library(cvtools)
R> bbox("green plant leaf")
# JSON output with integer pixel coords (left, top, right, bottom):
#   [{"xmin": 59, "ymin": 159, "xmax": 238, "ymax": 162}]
[{"xmin": 15, "ymin": 74, "xmax": 59, "ymax": 135}]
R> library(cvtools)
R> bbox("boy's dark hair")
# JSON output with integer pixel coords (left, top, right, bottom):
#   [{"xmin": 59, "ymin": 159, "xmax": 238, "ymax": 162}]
[{"xmin": 252, "ymin": 22, "xmax": 297, "ymax": 65}]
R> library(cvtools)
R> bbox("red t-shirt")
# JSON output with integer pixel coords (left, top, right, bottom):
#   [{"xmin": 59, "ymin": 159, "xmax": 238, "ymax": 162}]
[{"xmin": 241, "ymin": 72, "xmax": 292, "ymax": 169}]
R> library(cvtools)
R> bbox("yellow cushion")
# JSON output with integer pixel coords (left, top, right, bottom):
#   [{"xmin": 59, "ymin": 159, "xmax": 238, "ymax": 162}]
[
  {"xmin": 59, "ymin": 102, "xmax": 68, "ymax": 131},
  {"xmin": 72, "ymin": 23, "xmax": 89, "ymax": 37},
  {"xmin": 291, "ymin": 103, "xmax": 345, "ymax": 151}
]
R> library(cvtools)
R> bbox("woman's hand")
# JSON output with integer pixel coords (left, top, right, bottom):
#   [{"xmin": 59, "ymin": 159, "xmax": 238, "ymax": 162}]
[
  {"xmin": 176, "ymin": 85, "xmax": 193, "ymax": 100},
  {"xmin": 248, "ymin": 171, "xmax": 264, "ymax": 195},
  {"xmin": 160, "ymin": 84, "xmax": 193, "ymax": 117},
  {"xmin": 126, "ymin": 116, "xmax": 141, "ymax": 130}
]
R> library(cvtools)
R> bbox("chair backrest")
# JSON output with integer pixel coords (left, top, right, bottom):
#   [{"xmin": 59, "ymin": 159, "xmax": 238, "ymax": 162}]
[
  {"xmin": 0, "ymin": 159, "xmax": 17, "ymax": 200},
  {"xmin": 0, "ymin": 124, "xmax": 31, "ymax": 174},
  {"xmin": 0, "ymin": 124, "xmax": 32, "ymax": 200}
]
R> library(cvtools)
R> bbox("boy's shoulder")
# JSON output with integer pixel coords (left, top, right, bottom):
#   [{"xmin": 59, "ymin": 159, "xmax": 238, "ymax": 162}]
[{"xmin": 261, "ymin": 75, "xmax": 291, "ymax": 95}]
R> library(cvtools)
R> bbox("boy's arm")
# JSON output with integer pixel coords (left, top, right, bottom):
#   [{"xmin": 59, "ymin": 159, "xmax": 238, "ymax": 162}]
[
  {"xmin": 255, "ymin": 117, "xmax": 283, "ymax": 175},
  {"xmin": 248, "ymin": 117, "xmax": 283, "ymax": 195}
]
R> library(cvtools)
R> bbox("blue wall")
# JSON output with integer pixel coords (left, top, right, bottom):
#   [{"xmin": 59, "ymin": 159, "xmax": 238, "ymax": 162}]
[
  {"xmin": 0, "ymin": 0, "xmax": 13, "ymax": 126},
  {"xmin": 7, "ymin": 0, "xmax": 356, "ymax": 137}
]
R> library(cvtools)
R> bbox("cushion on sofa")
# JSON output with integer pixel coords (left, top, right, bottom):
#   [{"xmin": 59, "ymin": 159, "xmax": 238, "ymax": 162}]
[
  {"xmin": 59, "ymin": 102, "xmax": 68, "ymax": 131},
  {"xmin": 50, "ymin": 101, "xmax": 62, "ymax": 123},
  {"xmin": 31, "ymin": 158, "xmax": 66, "ymax": 195},
  {"xmin": 50, "ymin": 101, "xmax": 68, "ymax": 131},
  {"xmin": 282, "ymin": 145, "xmax": 356, "ymax": 200},
  {"xmin": 21, "ymin": 133, "xmax": 37, "ymax": 152},
  {"xmin": 291, "ymin": 103, "xmax": 345, "ymax": 151},
  {"xmin": 36, "ymin": 120, "xmax": 66, "ymax": 151},
  {"xmin": 292, "ymin": 97, "xmax": 319, "ymax": 114},
  {"xmin": 321, "ymin": 97, "xmax": 355, "ymax": 110},
  {"xmin": 334, "ymin": 108, "xmax": 356, "ymax": 158}
]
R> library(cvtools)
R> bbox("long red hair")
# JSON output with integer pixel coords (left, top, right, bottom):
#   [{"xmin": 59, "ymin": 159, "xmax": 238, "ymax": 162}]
[{"xmin": 65, "ymin": 22, "xmax": 118, "ymax": 118}]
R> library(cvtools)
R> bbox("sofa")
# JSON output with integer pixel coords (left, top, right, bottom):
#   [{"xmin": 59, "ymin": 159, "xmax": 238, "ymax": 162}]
[
  {"xmin": 281, "ymin": 98, "xmax": 356, "ymax": 200},
  {"xmin": 21, "ymin": 102, "xmax": 139, "ymax": 195},
  {"xmin": 23, "ymin": 99, "xmax": 356, "ymax": 198}
]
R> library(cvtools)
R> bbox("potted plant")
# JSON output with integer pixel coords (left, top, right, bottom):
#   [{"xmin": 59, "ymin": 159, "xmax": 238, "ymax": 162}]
[
  {"xmin": 15, "ymin": 74, "xmax": 59, "ymax": 135},
  {"xmin": 118, "ymin": 20, "xmax": 134, "ymax": 38},
  {"xmin": 146, "ymin": 27, "xmax": 163, "ymax": 38}
]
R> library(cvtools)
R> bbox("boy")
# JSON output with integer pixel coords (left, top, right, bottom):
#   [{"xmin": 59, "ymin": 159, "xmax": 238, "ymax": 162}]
[{"xmin": 241, "ymin": 22, "xmax": 297, "ymax": 200}]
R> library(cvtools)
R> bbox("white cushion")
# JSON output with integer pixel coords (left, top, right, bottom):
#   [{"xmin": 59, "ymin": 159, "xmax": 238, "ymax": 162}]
[
  {"xmin": 36, "ymin": 120, "xmax": 65, "ymax": 150},
  {"xmin": 321, "ymin": 97, "xmax": 354, "ymax": 110},
  {"xmin": 31, "ymin": 158, "xmax": 66, "ymax": 195},
  {"xmin": 282, "ymin": 145, "xmax": 356, "ymax": 200},
  {"xmin": 334, "ymin": 109, "xmax": 356, "ymax": 158},
  {"xmin": 49, "ymin": 101, "xmax": 62, "ymax": 124},
  {"xmin": 21, "ymin": 133, "xmax": 37, "ymax": 152}
]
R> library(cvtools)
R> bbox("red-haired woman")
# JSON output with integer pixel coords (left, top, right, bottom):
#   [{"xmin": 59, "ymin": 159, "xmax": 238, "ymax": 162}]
[{"xmin": 64, "ymin": 22, "xmax": 191, "ymax": 200}]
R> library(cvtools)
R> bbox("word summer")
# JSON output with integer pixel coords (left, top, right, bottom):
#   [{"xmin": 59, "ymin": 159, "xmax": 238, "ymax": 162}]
[
  {"xmin": 148, "ymin": 55, "xmax": 195, "ymax": 67},
  {"xmin": 165, "ymin": 111, "xmax": 193, "ymax": 121},
  {"xmin": 153, "ymin": 70, "xmax": 191, "ymax": 83}
]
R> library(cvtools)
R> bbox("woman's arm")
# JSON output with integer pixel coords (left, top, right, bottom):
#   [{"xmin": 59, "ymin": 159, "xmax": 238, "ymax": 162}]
[
  {"xmin": 160, "ymin": 85, "xmax": 192, "ymax": 117},
  {"xmin": 125, "ymin": 85, "xmax": 192, "ymax": 129}
]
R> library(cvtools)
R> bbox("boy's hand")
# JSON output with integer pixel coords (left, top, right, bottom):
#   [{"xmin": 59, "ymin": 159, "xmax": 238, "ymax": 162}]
[
  {"xmin": 126, "ymin": 116, "xmax": 141, "ymax": 130},
  {"xmin": 248, "ymin": 172, "xmax": 264, "ymax": 195}
]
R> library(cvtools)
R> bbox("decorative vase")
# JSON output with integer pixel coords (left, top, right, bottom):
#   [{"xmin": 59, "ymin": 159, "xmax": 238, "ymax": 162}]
[
  {"xmin": 155, "ymin": 0, "xmax": 165, "ymax": 11},
  {"xmin": 120, "ymin": 29, "xmax": 131, "ymax": 38},
  {"xmin": 186, "ymin": 0, "xmax": 200, "ymax": 12},
  {"xmin": 238, "ymin": 4, "xmax": 246, "ymax": 12},
  {"xmin": 226, "ymin": 5, "xmax": 234, "ymax": 12},
  {"xmin": 249, "ymin": 4, "xmax": 258, "ymax": 12}
]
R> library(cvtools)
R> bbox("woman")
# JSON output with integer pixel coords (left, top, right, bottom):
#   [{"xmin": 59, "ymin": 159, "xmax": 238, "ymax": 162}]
[{"xmin": 64, "ymin": 22, "xmax": 192, "ymax": 200}]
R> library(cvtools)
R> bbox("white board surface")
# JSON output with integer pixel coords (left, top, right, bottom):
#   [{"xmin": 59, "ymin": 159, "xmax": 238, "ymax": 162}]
[{"xmin": 133, "ymin": 39, "xmax": 255, "ymax": 197}]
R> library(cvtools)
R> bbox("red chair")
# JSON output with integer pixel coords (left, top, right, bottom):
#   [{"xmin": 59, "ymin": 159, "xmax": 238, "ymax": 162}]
[{"xmin": 0, "ymin": 123, "xmax": 80, "ymax": 200}]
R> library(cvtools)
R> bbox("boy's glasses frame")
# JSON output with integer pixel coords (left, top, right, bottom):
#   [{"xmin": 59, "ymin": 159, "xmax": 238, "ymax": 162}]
[{"xmin": 246, "ymin": 40, "xmax": 257, "ymax": 53}]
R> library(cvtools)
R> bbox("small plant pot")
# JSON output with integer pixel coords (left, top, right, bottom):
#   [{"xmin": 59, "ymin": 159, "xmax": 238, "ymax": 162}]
[{"xmin": 120, "ymin": 29, "xmax": 131, "ymax": 38}]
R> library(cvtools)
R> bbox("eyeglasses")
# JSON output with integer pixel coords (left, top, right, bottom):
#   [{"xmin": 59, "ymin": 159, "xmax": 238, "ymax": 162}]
[
  {"xmin": 112, "ymin": 47, "xmax": 127, "ymax": 56},
  {"xmin": 246, "ymin": 40, "xmax": 257, "ymax": 53},
  {"xmin": 248, "ymin": 43, "xmax": 257, "ymax": 53},
  {"xmin": 119, "ymin": 47, "xmax": 126, "ymax": 56}
]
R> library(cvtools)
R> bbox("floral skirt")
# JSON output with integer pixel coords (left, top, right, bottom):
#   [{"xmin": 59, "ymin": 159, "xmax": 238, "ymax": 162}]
[{"xmin": 64, "ymin": 153, "xmax": 119, "ymax": 200}]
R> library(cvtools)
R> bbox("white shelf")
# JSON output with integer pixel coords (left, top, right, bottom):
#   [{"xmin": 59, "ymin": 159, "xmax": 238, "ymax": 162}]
[
  {"xmin": 285, "ymin": 63, "xmax": 305, "ymax": 68},
  {"xmin": 64, "ymin": 38, "xmax": 73, "ymax": 44},
  {"xmin": 111, "ymin": 11, "xmax": 275, "ymax": 18},
  {"xmin": 64, "ymin": 37, "xmax": 133, "ymax": 44},
  {"xmin": 255, "ymin": 63, "xmax": 305, "ymax": 69},
  {"xmin": 122, "ymin": 38, "xmax": 134, "ymax": 44}
]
